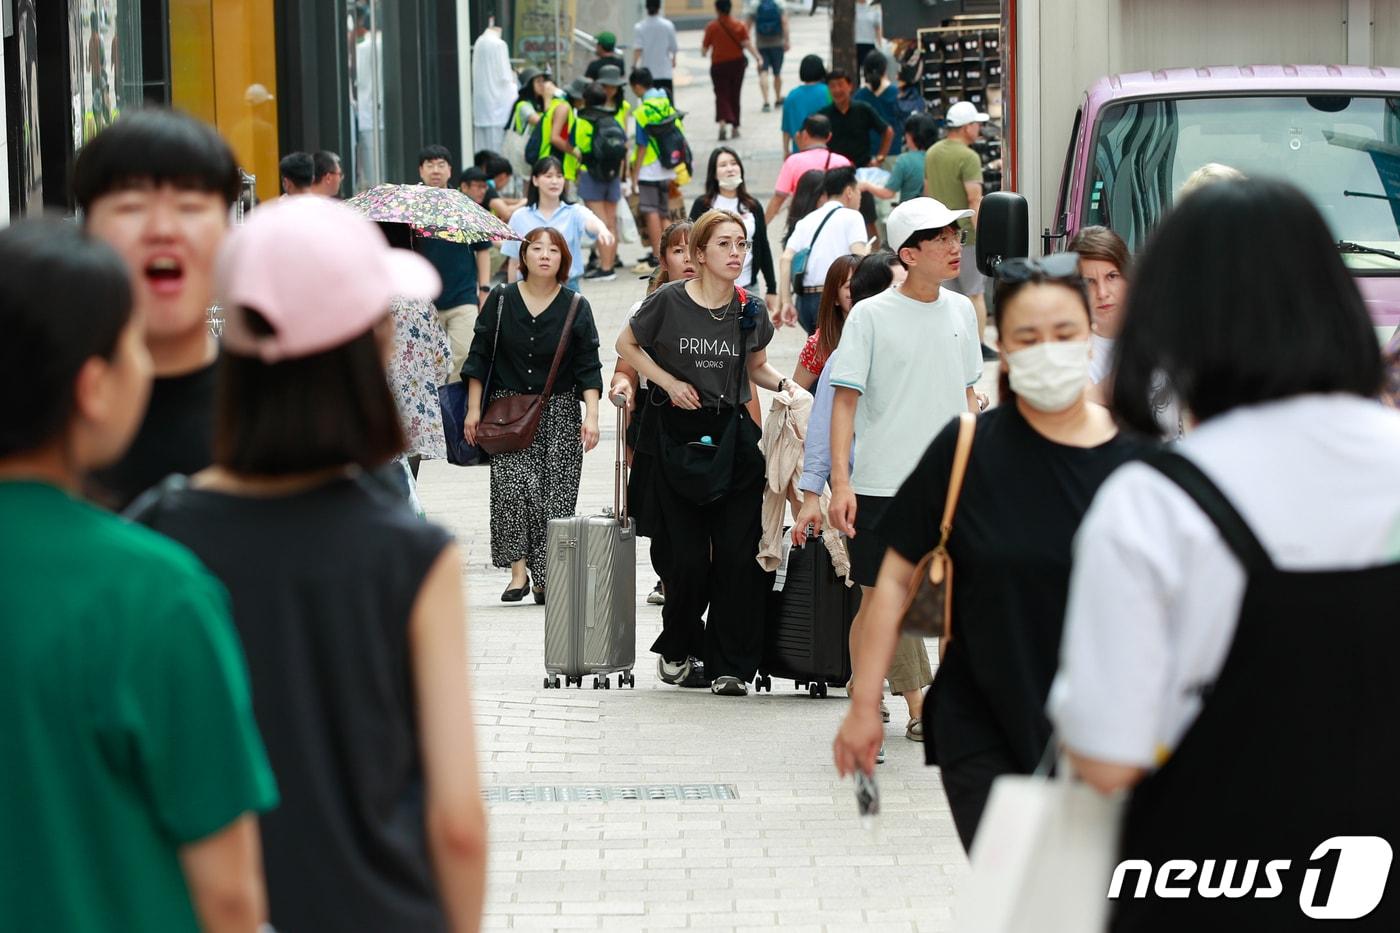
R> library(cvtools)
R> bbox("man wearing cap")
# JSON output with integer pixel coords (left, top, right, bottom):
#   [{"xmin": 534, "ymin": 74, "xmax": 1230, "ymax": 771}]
[
  {"xmin": 925, "ymin": 100, "xmax": 993, "ymax": 357},
  {"xmin": 585, "ymin": 32, "xmax": 626, "ymax": 80},
  {"xmin": 827, "ymin": 197, "xmax": 982, "ymax": 600},
  {"xmin": 632, "ymin": 0, "xmax": 679, "ymax": 102}
]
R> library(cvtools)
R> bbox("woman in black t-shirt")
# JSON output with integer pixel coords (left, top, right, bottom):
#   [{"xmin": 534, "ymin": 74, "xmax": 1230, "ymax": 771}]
[
  {"xmin": 463, "ymin": 227, "xmax": 604, "ymax": 603},
  {"xmin": 129, "ymin": 197, "xmax": 486, "ymax": 931},
  {"xmin": 832, "ymin": 252, "xmax": 1143, "ymax": 851},
  {"xmin": 616, "ymin": 209, "xmax": 800, "ymax": 697}
]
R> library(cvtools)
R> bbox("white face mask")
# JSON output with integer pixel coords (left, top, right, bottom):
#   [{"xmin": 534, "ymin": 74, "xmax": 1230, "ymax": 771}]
[
  {"xmin": 717, "ymin": 174, "xmax": 743, "ymax": 191},
  {"xmin": 1006, "ymin": 340, "xmax": 1092, "ymax": 412}
]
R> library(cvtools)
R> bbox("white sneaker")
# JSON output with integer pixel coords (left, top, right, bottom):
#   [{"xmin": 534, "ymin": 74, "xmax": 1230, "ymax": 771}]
[
  {"xmin": 657, "ymin": 656, "xmax": 691, "ymax": 685},
  {"xmin": 711, "ymin": 675, "xmax": 748, "ymax": 696}
]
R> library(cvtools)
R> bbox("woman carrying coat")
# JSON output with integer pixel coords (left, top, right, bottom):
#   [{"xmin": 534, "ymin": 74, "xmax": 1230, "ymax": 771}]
[{"xmin": 464, "ymin": 226, "xmax": 604, "ymax": 603}]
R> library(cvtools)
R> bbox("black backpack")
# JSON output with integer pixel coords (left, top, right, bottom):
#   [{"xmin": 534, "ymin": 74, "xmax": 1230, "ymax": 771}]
[
  {"xmin": 582, "ymin": 109, "xmax": 628, "ymax": 182},
  {"xmin": 644, "ymin": 114, "xmax": 692, "ymax": 172},
  {"xmin": 524, "ymin": 120, "xmax": 544, "ymax": 165}
]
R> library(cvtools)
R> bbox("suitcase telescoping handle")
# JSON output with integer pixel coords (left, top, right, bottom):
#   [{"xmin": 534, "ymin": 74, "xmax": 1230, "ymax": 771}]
[{"xmin": 610, "ymin": 392, "xmax": 629, "ymax": 526}]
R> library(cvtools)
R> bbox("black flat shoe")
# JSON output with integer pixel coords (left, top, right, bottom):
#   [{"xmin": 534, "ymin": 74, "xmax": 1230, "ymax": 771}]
[
  {"xmin": 501, "ymin": 576, "xmax": 531, "ymax": 602},
  {"xmin": 533, "ymin": 585, "xmax": 546, "ymax": 605}
]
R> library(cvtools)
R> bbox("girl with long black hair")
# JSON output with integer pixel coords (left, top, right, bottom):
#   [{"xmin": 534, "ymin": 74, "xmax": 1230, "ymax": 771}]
[{"xmin": 690, "ymin": 147, "xmax": 777, "ymax": 315}]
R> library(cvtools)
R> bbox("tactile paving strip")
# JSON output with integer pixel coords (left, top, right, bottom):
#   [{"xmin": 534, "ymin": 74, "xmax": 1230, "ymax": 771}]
[{"xmin": 483, "ymin": 783, "xmax": 739, "ymax": 803}]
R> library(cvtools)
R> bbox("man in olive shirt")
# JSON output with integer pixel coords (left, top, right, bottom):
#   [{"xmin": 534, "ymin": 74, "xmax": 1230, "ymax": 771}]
[
  {"xmin": 924, "ymin": 100, "xmax": 993, "ymax": 357},
  {"xmin": 820, "ymin": 69, "xmax": 892, "ymax": 238}
]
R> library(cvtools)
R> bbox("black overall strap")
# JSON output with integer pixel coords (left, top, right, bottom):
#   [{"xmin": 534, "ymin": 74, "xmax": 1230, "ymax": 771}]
[{"xmin": 1145, "ymin": 451, "xmax": 1274, "ymax": 575}]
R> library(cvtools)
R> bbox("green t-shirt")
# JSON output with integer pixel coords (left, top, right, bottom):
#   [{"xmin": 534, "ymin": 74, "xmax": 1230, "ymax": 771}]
[
  {"xmin": 924, "ymin": 138, "xmax": 984, "ymax": 245},
  {"xmin": 0, "ymin": 481, "xmax": 278, "ymax": 933},
  {"xmin": 886, "ymin": 148, "xmax": 928, "ymax": 204}
]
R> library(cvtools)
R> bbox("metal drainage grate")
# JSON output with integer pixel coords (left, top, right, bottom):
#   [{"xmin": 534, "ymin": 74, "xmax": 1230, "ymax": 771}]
[{"xmin": 483, "ymin": 783, "xmax": 739, "ymax": 803}]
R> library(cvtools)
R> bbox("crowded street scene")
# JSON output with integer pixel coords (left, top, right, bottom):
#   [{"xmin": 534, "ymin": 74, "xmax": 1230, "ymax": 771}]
[{"xmin": 4, "ymin": 0, "xmax": 1400, "ymax": 930}]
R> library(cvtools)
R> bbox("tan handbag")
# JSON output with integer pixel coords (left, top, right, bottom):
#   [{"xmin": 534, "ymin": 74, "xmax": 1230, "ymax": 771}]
[
  {"xmin": 477, "ymin": 288, "xmax": 582, "ymax": 455},
  {"xmin": 898, "ymin": 411, "xmax": 976, "ymax": 641}
]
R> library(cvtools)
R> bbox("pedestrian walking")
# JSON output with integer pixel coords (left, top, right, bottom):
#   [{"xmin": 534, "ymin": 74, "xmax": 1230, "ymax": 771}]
[
  {"xmin": 127, "ymin": 196, "xmax": 487, "ymax": 932},
  {"xmin": 279, "ymin": 150, "xmax": 314, "ymax": 195},
  {"xmin": 464, "ymin": 227, "xmax": 605, "ymax": 604},
  {"xmin": 854, "ymin": 0, "xmax": 884, "ymax": 72},
  {"xmin": 782, "ymin": 169, "xmax": 829, "ymax": 246},
  {"xmin": 793, "ymin": 252, "xmax": 931, "ymax": 753},
  {"xmin": 472, "ymin": 23, "xmax": 517, "ymax": 154},
  {"xmin": 702, "ymin": 0, "xmax": 763, "ymax": 141},
  {"xmin": 629, "ymin": 68, "xmax": 687, "ymax": 271},
  {"xmin": 615, "ymin": 210, "xmax": 797, "ymax": 697},
  {"xmin": 611, "ymin": 220, "xmax": 698, "ymax": 611},
  {"xmin": 501, "ymin": 156, "xmax": 616, "ymax": 291},
  {"xmin": 415, "ymin": 144, "xmax": 493, "ymax": 382},
  {"xmin": 77, "ymin": 109, "xmax": 240, "ymax": 510},
  {"xmin": 860, "ymin": 113, "xmax": 938, "ymax": 206},
  {"xmin": 585, "ymin": 31, "xmax": 626, "ymax": 80},
  {"xmin": 311, "ymin": 150, "xmax": 344, "ymax": 196},
  {"xmin": 821, "ymin": 69, "xmax": 892, "ymax": 239},
  {"xmin": 690, "ymin": 147, "xmax": 778, "ymax": 316},
  {"xmin": 780, "ymin": 167, "xmax": 870, "ymax": 333},
  {"xmin": 832, "ymin": 246, "xmax": 1140, "ymax": 852},
  {"xmin": 747, "ymin": 0, "xmax": 790, "ymax": 112},
  {"xmin": 0, "ymin": 219, "xmax": 278, "ymax": 933},
  {"xmin": 854, "ymin": 53, "xmax": 905, "ymax": 157},
  {"xmin": 925, "ymin": 100, "xmax": 993, "ymax": 357},
  {"xmin": 1069, "ymin": 226, "xmax": 1131, "ymax": 392},
  {"xmin": 632, "ymin": 0, "xmax": 680, "ymax": 102},
  {"xmin": 781, "ymin": 55, "xmax": 832, "ymax": 154},
  {"xmin": 503, "ymin": 68, "xmax": 548, "ymax": 178},
  {"xmin": 790, "ymin": 254, "xmax": 859, "ymax": 391},
  {"xmin": 563, "ymin": 81, "xmax": 630, "ymax": 281},
  {"xmin": 1050, "ymin": 180, "xmax": 1400, "ymax": 930},
  {"xmin": 765, "ymin": 114, "xmax": 852, "ymax": 222}
]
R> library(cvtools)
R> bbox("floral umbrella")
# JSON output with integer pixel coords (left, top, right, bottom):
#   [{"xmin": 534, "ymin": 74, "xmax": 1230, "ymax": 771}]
[{"xmin": 345, "ymin": 183, "xmax": 520, "ymax": 244}]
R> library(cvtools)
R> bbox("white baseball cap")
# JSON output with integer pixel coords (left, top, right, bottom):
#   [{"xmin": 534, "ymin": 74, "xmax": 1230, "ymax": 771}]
[
  {"xmin": 886, "ymin": 198, "xmax": 974, "ymax": 253},
  {"xmin": 945, "ymin": 101, "xmax": 990, "ymax": 128}
]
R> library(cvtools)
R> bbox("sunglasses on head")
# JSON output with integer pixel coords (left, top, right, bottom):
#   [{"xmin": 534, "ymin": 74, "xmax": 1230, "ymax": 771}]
[{"xmin": 994, "ymin": 252, "xmax": 1082, "ymax": 284}]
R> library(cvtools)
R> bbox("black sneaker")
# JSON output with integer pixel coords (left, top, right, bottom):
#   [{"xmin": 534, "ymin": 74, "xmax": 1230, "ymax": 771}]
[
  {"xmin": 711, "ymin": 675, "xmax": 748, "ymax": 696},
  {"xmin": 657, "ymin": 656, "xmax": 691, "ymax": 685},
  {"xmin": 679, "ymin": 659, "xmax": 710, "ymax": 688},
  {"xmin": 646, "ymin": 581, "xmax": 665, "ymax": 605},
  {"xmin": 584, "ymin": 266, "xmax": 617, "ymax": 281}
]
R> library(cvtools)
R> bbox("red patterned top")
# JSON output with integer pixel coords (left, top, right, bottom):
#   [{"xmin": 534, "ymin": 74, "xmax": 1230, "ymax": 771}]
[{"xmin": 799, "ymin": 330, "xmax": 826, "ymax": 376}]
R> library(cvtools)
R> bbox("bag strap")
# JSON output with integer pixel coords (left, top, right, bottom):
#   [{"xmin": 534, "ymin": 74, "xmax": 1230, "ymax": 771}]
[
  {"xmin": 1146, "ymin": 450, "xmax": 1274, "ymax": 574},
  {"xmin": 481, "ymin": 284, "xmax": 508, "ymax": 397},
  {"xmin": 805, "ymin": 204, "xmax": 839, "ymax": 256},
  {"xmin": 935, "ymin": 412, "xmax": 977, "ymax": 548},
  {"xmin": 538, "ymin": 290, "xmax": 584, "ymax": 400}
]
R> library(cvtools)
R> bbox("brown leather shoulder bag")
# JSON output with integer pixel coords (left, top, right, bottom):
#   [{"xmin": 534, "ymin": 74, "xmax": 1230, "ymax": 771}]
[
  {"xmin": 898, "ymin": 411, "xmax": 976, "ymax": 642},
  {"xmin": 477, "ymin": 286, "xmax": 582, "ymax": 455}
]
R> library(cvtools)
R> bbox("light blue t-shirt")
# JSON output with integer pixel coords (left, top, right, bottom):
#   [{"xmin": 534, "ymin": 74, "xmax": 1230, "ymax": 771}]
[
  {"xmin": 502, "ymin": 202, "xmax": 590, "ymax": 282},
  {"xmin": 782, "ymin": 83, "xmax": 833, "ymax": 152}
]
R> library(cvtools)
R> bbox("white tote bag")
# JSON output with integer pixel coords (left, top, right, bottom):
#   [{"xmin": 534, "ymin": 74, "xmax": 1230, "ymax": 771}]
[{"xmin": 955, "ymin": 770, "xmax": 1126, "ymax": 933}]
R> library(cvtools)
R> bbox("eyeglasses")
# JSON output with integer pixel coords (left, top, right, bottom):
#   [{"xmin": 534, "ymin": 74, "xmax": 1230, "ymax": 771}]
[
  {"xmin": 922, "ymin": 227, "xmax": 967, "ymax": 248},
  {"xmin": 994, "ymin": 252, "xmax": 1083, "ymax": 284},
  {"xmin": 712, "ymin": 238, "xmax": 751, "ymax": 254}
]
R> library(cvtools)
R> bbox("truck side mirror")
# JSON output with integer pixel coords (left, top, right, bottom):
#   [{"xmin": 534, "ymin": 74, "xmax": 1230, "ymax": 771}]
[{"xmin": 976, "ymin": 191, "xmax": 1030, "ymax": 277}]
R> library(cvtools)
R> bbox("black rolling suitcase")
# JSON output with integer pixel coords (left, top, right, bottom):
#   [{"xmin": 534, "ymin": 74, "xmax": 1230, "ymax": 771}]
[{"xmin": 756, "ymin": 536, "xmax": 860, "ymax": 697}]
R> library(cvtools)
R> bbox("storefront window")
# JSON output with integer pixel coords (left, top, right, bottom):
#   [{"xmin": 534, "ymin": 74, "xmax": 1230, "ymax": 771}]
[
  {"xmin": 349, "ymin": 2, "xmax": 386, "ymax": 191},
  {"xmin": 75, "ymin": 0, "xmax": 144, "ymax": 144}
]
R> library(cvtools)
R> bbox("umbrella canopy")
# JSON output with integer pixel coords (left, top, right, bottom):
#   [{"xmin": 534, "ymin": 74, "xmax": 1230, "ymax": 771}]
[{"xmin": 345, "ymin": 183, "xmax": 520, "ymax": 244}]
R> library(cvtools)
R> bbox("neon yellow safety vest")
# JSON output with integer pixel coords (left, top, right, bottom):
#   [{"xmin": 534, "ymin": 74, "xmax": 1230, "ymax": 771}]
[
  {"xmin": 633, "ymin": 96, "xmax": 683, "ymax": 169},
  {"xmin": 536, "ymin": 97, "xmax": 566, "ymax": 163},
  {"xmin": 569, "ymin": 103, "xmax": 629, "ymax": 179}
]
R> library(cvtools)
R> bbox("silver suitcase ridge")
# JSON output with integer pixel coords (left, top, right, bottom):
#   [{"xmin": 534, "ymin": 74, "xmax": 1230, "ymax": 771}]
[{"xmin": 543, "ymin": 398, "xmax": 637, "ymax": 689}]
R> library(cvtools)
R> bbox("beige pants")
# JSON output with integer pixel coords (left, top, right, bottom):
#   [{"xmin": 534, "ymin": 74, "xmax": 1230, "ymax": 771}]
[
  {"xmin": 887, "ymin": 634, "xmax": 934, "ymax": 696},
  {"xmin": 438, "ymin": 303, "xmax": 478, "ymax": 384}
]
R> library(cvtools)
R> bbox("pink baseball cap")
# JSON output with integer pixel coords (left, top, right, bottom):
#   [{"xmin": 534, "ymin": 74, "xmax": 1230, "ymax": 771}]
[{"xmin": 216, "ymin": 196, "xmax": 441, "ymax": 362}]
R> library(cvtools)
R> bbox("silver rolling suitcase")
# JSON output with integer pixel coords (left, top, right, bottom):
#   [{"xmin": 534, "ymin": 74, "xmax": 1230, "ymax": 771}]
[{"xmin": 543, "ymin": 400, "xmax": 637, "ymax": 689}]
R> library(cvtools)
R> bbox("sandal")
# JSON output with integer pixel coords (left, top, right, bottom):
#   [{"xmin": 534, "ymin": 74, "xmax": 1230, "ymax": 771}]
[
  {"xmin": 501, "ymin": 575, "xmax": 531, "ymax": 602},
  {"xmin": 905, "ymin": 717, "xmax": 924, "ymax": 742}
]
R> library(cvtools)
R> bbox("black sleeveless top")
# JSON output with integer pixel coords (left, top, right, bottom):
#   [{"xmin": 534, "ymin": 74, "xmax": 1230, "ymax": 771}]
[
  {"xmin": 133, "ymin": 476, "xmax": 453, "ymax": 933},
  {"xmin": 1114, "ymin": 453, "xmax": 1400, "ymax": 931}
]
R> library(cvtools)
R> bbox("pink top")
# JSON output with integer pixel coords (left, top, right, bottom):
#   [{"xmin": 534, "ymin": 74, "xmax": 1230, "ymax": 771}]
[{"xmin": 774, "ymin": 147, "xmax": 853, "ymax": 195}]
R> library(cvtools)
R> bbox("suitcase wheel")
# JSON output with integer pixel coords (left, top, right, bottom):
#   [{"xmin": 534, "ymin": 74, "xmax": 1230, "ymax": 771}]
[
  {"xmin": 807, "ymin": 682, "xmax": 828, "ymax": 698},
  {"xmin": 592, "ymin": 676, "xmax": 612, "ymax": 690},
  {"xmin": 753, "ymin": 674, "xmax": 772, "ymax": 693},
  {"xmin": 544, "ymin": 675, "xmax": 562, "ymax": 689},
  {"xmin": 619, "ymin": 672, "xmax": 635, "ymax": 689}
]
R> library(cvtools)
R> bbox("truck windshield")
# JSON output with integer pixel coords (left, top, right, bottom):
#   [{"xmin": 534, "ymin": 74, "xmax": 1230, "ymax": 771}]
[{"xmin": 1084, "ymin": 94, "xmax": 1400, "ymax": 271}]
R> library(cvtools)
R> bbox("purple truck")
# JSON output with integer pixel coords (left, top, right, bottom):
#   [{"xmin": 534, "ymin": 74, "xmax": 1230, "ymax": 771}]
[{"xmin": 994, "ymin": 66, "xmax": 1400, "ymax": 343}]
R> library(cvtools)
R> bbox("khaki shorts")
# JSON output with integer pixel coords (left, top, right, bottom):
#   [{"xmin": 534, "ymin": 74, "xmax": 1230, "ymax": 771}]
[
  {"xmin": 437, "ymin": 303, "xmax": 477, "ymax": 384},
  {"xmin": 887, "ymin": 635, "xmax": 934, "ymax": 696},
  {"xmin": 637, "ymin": 180, "xmax": 669, "ymax": 216}
]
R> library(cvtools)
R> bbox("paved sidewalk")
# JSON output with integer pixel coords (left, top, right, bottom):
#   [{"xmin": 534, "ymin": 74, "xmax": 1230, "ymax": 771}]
[{"xmin": 418, "ymin": 9, "xmax": 975, "ymax": 929}]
